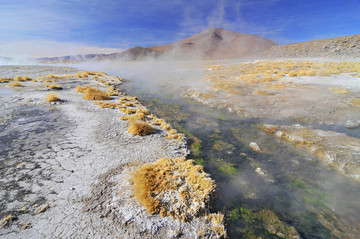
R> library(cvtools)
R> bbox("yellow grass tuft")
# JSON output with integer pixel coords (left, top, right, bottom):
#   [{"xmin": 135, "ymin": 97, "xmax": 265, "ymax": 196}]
[
  {"xmin": 120, "ymin": 108, "xmax": 137, "ymax": 114},
  {"xmin": 14, "ymin": 76, "xmax": 31, "ymax": 81},
  {"xmin": 75, "ymin": 85, "xmax": 90, "ymax": 93},
  {"xmin": 1, "ymin": 214, "xmax": 14, "ymax": 227},
  {"xmin": 288, "ymin": 71, "xmax": 297, "ymax": 77},
  {"xmin": 306, "ymin": 69, "xmax": 317, "ymax": 76},
  {"xmin": 132, "ymin": 157, "xmax": 217, "ymax": 222},
  {"xmin": 120, "ymin": 113, "xmax": 146, "ymax": 122},
  {"xmin": 46, "ymin": 92, "xmax": 60, "ymax": 102},
  {"xmin": 82, "ymin": 87, "xmax": 110, "ymax": 100},
  {"xmin": 253, "ymin": 89, "xmax": 274, "ymax": 95},
  {"xmin": 128, "ymin": 120, "xmax": 154, "ymax": 136},
  {"xmin": 46, "ymin": 84, "xmax": 62, "ymax": 90},
  {"xmin": 349, "ymin": 98, "xmax": 360, "ymax": 106},
  {"xmin": 329, "ymin": 87, "xmax": 349, "ymax": 94},
  {"xmin": 8, "ymin": 82, "xmax": 23, "ymax": 87},
  {"xmin": 0, "ymin": 77, "xmax": 13, "ymax": 83},
  {"xmin": 136, "ymin": 108, "xmax": 150, "ymax": 115}
]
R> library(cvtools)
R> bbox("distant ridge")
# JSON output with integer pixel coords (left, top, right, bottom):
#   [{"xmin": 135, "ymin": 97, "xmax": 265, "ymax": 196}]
[
  {"xmin": 36, "ymin": 28, "xmax": 278, "ymax": 62},
  {"xmin": 263, "ymin": 34, "xmax": 360, "ymax": 58}
]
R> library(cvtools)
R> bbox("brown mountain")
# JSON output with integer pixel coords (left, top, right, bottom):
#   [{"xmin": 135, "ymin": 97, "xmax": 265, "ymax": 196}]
[
  {"xmin": 148, "ymin": 27, "xmax": 278, "ymax": 59},
  {"xmin": 263, "ymin": 34, "xmax": 360, "ymax": 58},
  {"xmin": 36, "ymin": 28, "xmax": 278, "ymax": 62}
]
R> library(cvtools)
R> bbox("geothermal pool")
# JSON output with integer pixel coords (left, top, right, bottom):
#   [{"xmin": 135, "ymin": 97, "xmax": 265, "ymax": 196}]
[{"xmin": 122, "ymin": 77, "xmax": 360, "ymax": 238}]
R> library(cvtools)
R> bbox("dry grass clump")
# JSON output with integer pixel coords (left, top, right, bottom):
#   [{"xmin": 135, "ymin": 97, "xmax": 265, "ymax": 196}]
[
  {"xmin": 136, "ymin": 108, "xmax": 150, "ymax": 115},
  {"xmin": 94, "ymin": 101, "xmax": 123, "ymax": 109},
  {"xmin": 14, "ymin": 76, "xmax": 31, "ymax": 81},
  {"xmin": 82, "ymin": 87, "xmax": 110, "ymax": 100},
  {"xmin": 349, "ymin": 98, "xmax": 360, "ymax": 106},
  {"xmin": 253, "ymin": 89, "xmax": 274, "ymax": 95},
  {"xmin": 1, "ymin": 214, "xmax": 14, "ymax": 227},
  {"xmin": 46, "ymin": 92, "xmax": 60, "ymax": 102},
  {"xmin": 75, "ymin": 85, "xmax": 90, "ymax": 93},
  {"xmin": 46, "ymin": 84, "xmax": 62, "ymax": 90},
  {"xmin": 132, "ymin": 157, "xmax": 217, "ymax": 223},
  {"xmin": 288, "ymin": 71, "xmax": 297, "ymax": 77},
  {"xmin": 329, "ymin": 87, "xmax": 349, "ymax": 94},
  {"xmin": 205, "ymin": 213, "xmax": 227, "ymax": 237},
  {"xmin": 128, "ymin": 120, "xmax": 154, "ymax": 136},
  {"xmin": 120, "ymin": 113, "xmax": 147, "ymax": 122},
  {"xmin": 165, "ymin": 133, "xmax": 184, "ymax": 140},
  {"xmin": 8, "ymin": 82, "xmax": 23, "ymax": 87},
  {"xmin": 0, "ymin": 77, "xmax": 12, "ymax": 83},
  {"xmin": 306, "ymin": 69, "xmax": 317, "ymax": 76},
  {"xmin": 120, "ymin": 108, "xmax": 137, "ymax": 114}
]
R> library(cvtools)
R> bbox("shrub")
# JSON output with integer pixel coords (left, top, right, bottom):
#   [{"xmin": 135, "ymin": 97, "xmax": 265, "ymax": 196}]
[
  {"xmin": 46, "ymin": 92, "xmax": 60, "ymax": 102},
  {"xmin": 306, "ymin": 69, "xmax": 317, "ymax": 76},
  {"xmin": 75, "ymin": 85, "xmax": 89, "ymax": 93},
  {"xmin": 14, "ymin": 76, "xmax": 31, "ymax": 81},
  {"xmin": 349, "ymin": 99, "xmax": 360, "ymax": 106},
  {"xmin": 0, "ymin": 77, "xmax": 12, "ymax": 83},
  {"xmin": 46, "ymin": 84, "xmax": 62, "ymax": 90},
  {"xmin": 132, "ymin": 157, "xmax": 217, "ymax": 223},
  {"xmin": 120, "ymin": 108, "xmax": 137, "ymax": 114},
  {"xmin": 8, "ymin": 82, "xmax": 22, "ymax": 87},
  {"xmin": 82, "ymin": 87, "xmax": 110, "ymax": 100},
  {"xmin": 128, "ymin": 120, "xmax": 154, "ymax": 136},
  {"xmin": 288, "ymin": 71, "xmax": 297, "ymax": 77}
]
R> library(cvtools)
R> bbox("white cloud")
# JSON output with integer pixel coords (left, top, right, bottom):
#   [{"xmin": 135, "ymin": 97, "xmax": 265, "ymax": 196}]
[{"xmin": 0, "ymin": 40, "xmax": 124, "ymax": 58}]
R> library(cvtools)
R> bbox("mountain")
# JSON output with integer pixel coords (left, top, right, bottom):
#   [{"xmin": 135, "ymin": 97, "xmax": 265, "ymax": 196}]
[
  {"xmin": 36, "ymin": 28, "xmax": 278, "ymax": 62},
  {"xmin": 263, "ymin": 34, "xmax": 360, "ymax": 58},
  {"xmin": 148, "ymin": 27, "xmax": 278, "ymax": 59}
]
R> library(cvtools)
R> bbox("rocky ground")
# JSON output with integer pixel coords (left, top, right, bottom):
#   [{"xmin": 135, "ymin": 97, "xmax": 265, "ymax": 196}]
[
  {"xmin": 0, "ymin": 66, "xmax": 224, "ymax": 238},
  {"xmin": 262, "ymin": 34, "xmax": 360, "ymax": 59}
]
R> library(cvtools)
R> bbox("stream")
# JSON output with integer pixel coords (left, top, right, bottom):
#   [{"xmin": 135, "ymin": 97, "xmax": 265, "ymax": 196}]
[{"xmin": 121, "ymin": 78, "xmax": 360, "ymax": 238}]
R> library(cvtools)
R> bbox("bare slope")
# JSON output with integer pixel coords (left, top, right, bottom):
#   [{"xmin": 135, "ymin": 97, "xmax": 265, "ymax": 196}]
[
  {"xmin": 263, "ymin": 34, "xmax": 360, "ymax": 58},
  {"xmin": 149, "ymin": 27, "xmax": 278, "ymax": 59}
]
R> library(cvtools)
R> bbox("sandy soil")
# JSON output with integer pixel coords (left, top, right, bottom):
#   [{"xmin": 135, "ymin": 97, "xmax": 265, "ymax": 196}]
[{"xmin": 0, "ymin": 66, "xmax": 224, "ymax": 238}]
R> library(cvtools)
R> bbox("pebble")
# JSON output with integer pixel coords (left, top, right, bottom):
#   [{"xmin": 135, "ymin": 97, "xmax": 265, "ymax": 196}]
[{"xmin": 249, "ymin": 142, "xmax": 262, "ymax": 152}]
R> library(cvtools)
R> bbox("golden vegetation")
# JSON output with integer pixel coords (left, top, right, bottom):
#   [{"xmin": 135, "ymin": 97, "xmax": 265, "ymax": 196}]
[
  {"xmin": 8, "ymin": 82, "xmax": 23, "ymax": 87},
  {"xmin": 82, "ymin": 87, "xmax": 110, "ymax": 100},
  {"xmin": 128, "ymin": 120, "xmax": 154, "ymax": 136},
  {"xmin": 46, "ymin": 92, "xmax": 60, "ymax": 102},
  {"xmin": 14, "ymin": 76, "xmax": 31, "ymax": 81},
  {"xmin": 1, "ymin": 214, "xmax": 14, "ymax": 227},
  {"xmin": 120, "ymin": 108, "xmax": 137, "ymax": 114},
  {"xmin": 0, "ymin": 77, "xmax": 12, "ymax": 83},
  {"xmin": 132, "ymin": 157, "xmax": 217, "ymax": 222},
  {"xmin": 46, "ymin": 84, "xmax": 62, "ymax": 90},
  {"xmin": 204, "ymin": 60, "xmax": 360, "ymax": 98},
  {"xmin": 349, "ymin": 98, "xmax": 360, "ymax": 106},
  {"xmin": 329, "ymin": 87, "xmax": 349, "ymax": 94}
]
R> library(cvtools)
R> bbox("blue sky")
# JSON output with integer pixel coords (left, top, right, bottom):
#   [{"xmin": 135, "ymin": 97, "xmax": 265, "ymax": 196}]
[{"xmin": 0, "ymin": 0, "xmax": 359, "ymax": 57}]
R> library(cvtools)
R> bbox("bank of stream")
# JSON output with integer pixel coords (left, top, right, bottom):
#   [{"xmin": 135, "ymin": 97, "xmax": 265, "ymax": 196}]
[{"xmin": 122, "ymin": 79, "xmax": 360, "ymax": 238}]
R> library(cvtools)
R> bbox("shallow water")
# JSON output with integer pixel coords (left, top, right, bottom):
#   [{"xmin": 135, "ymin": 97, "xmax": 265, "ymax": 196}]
[{"xmin": 123, "ymin": 80, "xmax": 360, "ymax": 238}]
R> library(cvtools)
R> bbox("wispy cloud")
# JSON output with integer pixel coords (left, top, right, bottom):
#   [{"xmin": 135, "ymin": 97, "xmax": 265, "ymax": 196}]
[{"xmin": 0, "ymin": 40, "xmax": 123, "ymax": 58}]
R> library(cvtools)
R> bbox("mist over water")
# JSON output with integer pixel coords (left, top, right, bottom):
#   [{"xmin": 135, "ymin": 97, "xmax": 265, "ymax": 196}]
[
  {"xmin": 2, "ymin": 56, "xmax": 359, "ymax": 238},
  {"xmin": 84, "ymin": 59, "xmax": 359, "ymax": 238}
]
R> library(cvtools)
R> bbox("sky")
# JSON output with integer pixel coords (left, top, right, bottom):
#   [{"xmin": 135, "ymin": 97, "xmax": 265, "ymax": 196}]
[{"xmin": 0, "ymin": 0, "xmax": 359, "ymax": 57}]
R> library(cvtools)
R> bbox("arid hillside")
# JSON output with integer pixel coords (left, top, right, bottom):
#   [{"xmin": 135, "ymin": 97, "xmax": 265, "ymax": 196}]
[
  {"xmin": 148, "ymin": 27, "xmax": 278, "ymax": 59},
  {"xmin": 34, "ymin": 28, "xmax": 278, "ymax": 62},
  {"xmin": 263, "ymin": 34, "xmax": 360, "ymax": 58}
]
